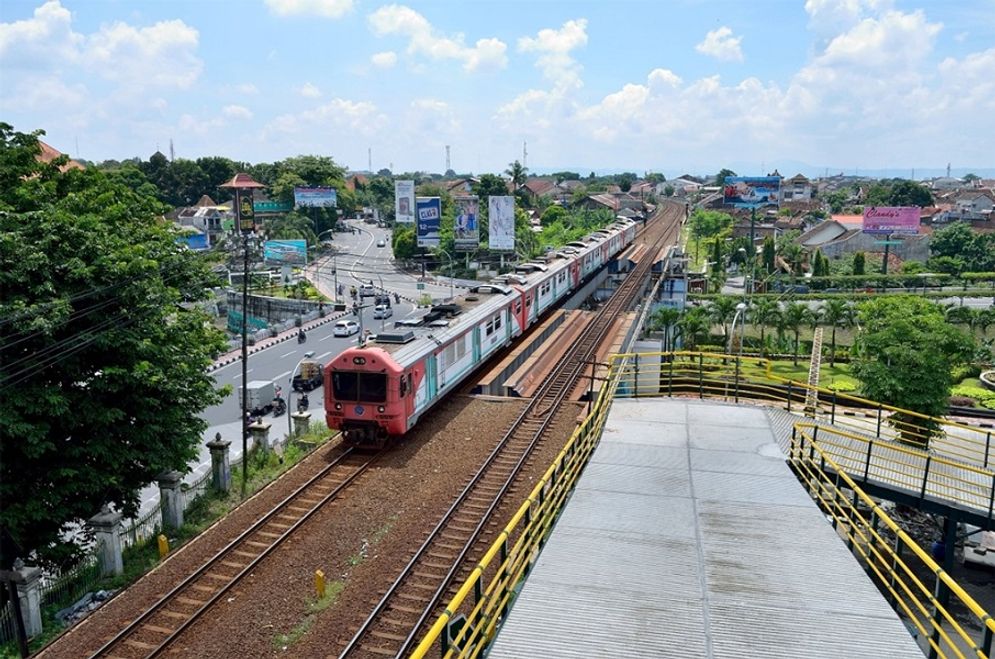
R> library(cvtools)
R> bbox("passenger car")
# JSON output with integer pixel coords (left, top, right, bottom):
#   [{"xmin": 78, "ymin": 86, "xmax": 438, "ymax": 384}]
[
  {"xmin": 373, "ymin": 304, "xmax": 393, "ymax": 319},
  {"xmin": 376, "ymin": 238, "xmax": 386, "ymax": 248},
  {"xmin": 332, "ymin": 320, "xmax": 360, "ymax": 337}
]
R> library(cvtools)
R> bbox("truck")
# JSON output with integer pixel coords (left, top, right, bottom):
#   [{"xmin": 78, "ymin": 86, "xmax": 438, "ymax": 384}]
[
  {"xmin": 239, "ymin": 380, "xmax": 276, "ymax": 416},
  {"xmin": 292, "ymin": 361, "xmax": 324, "ymax": 392}
]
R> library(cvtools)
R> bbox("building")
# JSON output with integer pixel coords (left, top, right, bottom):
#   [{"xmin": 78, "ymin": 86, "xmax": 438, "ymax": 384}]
[
  {"xmin": 36, "ymin": 140, "xmax": 85, "ymax": 173},
  {"xmin": 797, "ymin": 215, "xmax": 930, "ymax": 262},
  {"xmin": 780, "ymin": 174, "xmax": 813, "ymax": 202}
]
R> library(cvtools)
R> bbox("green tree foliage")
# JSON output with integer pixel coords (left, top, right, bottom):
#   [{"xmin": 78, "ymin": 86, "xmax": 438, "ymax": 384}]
[
  {"xmin": 678, "ymin": 307, "xmax": 711, "ymax": 350},
  {"xmin": 551, "ymin": 171, "xmax": 581, "ymax": 183},
  {"xmin": 663, "ymin": 184, "xmax": 675, "ymax": 197},
  {"xmin": 472, "ymin": 173, "xmax": 510, "ymax": 201},
  {"xmin": 929, "ymin": 222, "xmax": 995, "ymax": 273},
  {"xmin": 392, "ymin": 225, "xmax": 417, "ymax": 260},
  {"xmin": 781, "ymin": 302, "xmax": 811, "ymax": 365},
  {"xmin": 850, "ymin": 296, "xmax": 975, "ymax": 445},
  {"xmin": 749, "ymin": 298, "xmax": 780, "ymax": 355},
  {"xmin": 852, "ymin": 251, "xmax": 866, "ymax": 276},
  {"xmin": 714, "ymin": 168, "xmax": 737, "ymax": 187},
  {"xmin": 708, "ymin": 296, "xmax": 738, "ymax": 338},
  {"xmin": 864, "ymin": 179, "xmax": 933, "ymax": 208},
  {"xmin": 762, "ymin": 236, "xmax": 776, "ymax": 275},
  {"xmin": 820, "ymin": 299, "xmax": 852, "ymax": 365},
  {"xmin": 650, "ymin": 306, "xmax": 681, "ymax": 351},
  {"xmin": 688, "ymin": 209, "xmax": 733, "ymax": 243},
  {"xmin": 0, "ymin": 125, "xmax": 228, "ymax": 564},
  {"xmin": 540, "ymin": 204, "xmax": 568, "ymax": 227},
  {"xmin": 505, "ymin": 160, "xmax": 528, "ymax": 191}
]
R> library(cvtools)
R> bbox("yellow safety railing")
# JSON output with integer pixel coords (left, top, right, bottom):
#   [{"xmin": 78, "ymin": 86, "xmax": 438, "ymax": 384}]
[
  {"xmin": 791, "ymin": 425, "xmax": 995, "ymax": 659},
  {"xmin": 611, "ymin": 351, "xmax": 995, "ymax": 470},
  {"xmin": 410, "ymin": 350, "xmax": 624, "ymax": 659}
]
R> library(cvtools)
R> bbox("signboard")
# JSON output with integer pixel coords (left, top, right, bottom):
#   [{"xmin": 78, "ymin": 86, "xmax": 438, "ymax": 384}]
[
  {"xmin": 488, "ymin": 196, "xmax": 515, "ymax": 251},
  {"xmin": 294, "ymin": 186, "xmax": 337, "ymax": 208},
  {"xmin": 862, "ymin": 206, "xmax": 920, "ymax": 235},
  {"xmin": 723, "ymin": 176, "xmax": 780, "ymax": 207},
  {"xmin": 454, "ymin": 196, "xmax": 479, "ymax": 251},
  {"xmin": 236, "ymin": 189, "xmax": 255, "ymax": 233},
  {"xmin": 254, "ymin": 200, "xmax": 293, "ymax": 214},
  {"xmin": 263, "ymin": 239, "xmax": 307, "ymax": 264},
  {"xmin": 416, "ymin": 197, "xmax": 441, "ymax": 247},
  {"xmin": 177, "ymin": 232, "xmax": 209, "ymax": 250},
  {"xmin": 395, "ymin": 180, "xmax": 415, "ymax": 224}
]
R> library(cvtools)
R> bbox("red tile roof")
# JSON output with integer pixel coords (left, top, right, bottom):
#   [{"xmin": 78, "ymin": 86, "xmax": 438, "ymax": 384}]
[{"xmin": 37, "ymin": 140, "xmax": 84, "ymax": 172}]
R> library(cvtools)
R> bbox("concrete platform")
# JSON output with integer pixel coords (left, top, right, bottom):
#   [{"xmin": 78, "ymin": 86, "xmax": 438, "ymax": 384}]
[{"xmin": 487, "ymin": 398, "xmax": 924, "ymax": 659}]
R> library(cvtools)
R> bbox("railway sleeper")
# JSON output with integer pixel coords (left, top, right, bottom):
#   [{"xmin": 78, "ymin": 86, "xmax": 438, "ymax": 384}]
[
  {"xmin": 381, "ymin": 615, "xmax": 416, "ymax": 627},
  {"xmin": 176, "ymin": 595, "xmax": 207, "ymax": 607},
  {"xmin": 407, "ymin": 581, "xmax": 441, "ymax": 592},
  {"xmin": 431, "ymin": 540, "xmax": 463, "ymax": 551},
  {"xmin": 362, "ymin": 644, "xmax": 401, "ymax": 656},
  {"xmin": 412, "ymin": 569, "xmax": 446, "ymax": 581},
  {"xmin": 202, "ymin": 571, "xmax": 233, "ymax": 581},
  {"xmin": 141, "ymin": 624, "xmax": 174, "ymax": 635},
  {"xmin": 158, "ymin": 610, "xmax": 188, "ymax": 620}
]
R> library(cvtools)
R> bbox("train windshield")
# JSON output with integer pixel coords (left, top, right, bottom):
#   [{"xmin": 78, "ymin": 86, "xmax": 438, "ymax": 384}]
[{"xmin": 332, "ymin": 371, "xmax": 387, "ymax": 403}]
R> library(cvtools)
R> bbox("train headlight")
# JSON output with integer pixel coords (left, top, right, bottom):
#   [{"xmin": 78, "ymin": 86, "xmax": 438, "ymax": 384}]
[
  {"xmin": 377, "ymin": 406, "xmax": 385, "ymax": 413},
  {"xmin": 334, "ymin": 403, "xmax": 342, "ymax": 410}
]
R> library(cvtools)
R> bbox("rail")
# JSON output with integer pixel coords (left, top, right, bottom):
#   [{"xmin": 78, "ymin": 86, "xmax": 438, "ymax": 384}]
[{"xmin": 790, "ymin": 425, "xmax": 995, "ymax": 658}]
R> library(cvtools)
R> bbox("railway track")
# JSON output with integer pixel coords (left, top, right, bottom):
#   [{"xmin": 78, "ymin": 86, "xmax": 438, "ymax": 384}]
[
  {"xmin": 340, "ymin": 203, "xmax": 685, "ymax": 658},
  {"xmin": 89, "ymin": 446, "xmax": 378, "ymax": 659}
]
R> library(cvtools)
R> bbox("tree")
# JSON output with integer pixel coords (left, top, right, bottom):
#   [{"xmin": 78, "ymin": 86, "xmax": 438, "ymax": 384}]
[
  {"xmin": 678, "ymin": 307, "xmax": 711, "ymax": 350},
  {"xmin": 688, "ymin": 209, "xmax": 733, "ymax": 245},
  {"xmin": 749, "ymin": 298, "xmax": 780, "ymax": 356},
  {"xmin": 781, "ymin": 302, "xmax": 811, "ymax": 365},
  {"xmin": 930, "ymin": 222, "xmax": 995, "ymax": 273},
  {"xmin": 887, "ymin": 179, "xmax": 933, "ymax": 207},
  {"xmin": 709, "ymin": 296, "xmax": 738, "ymax": 339},
  {"xmin": 650, "ymin": 306, "xmax": 682, "ymax": 351},
  {"xmin": 618, "ymin": 173, "xmax": 634, "ymax": 193},
  {"xmin": 821, "ymin": 299, "xmax": 851, "ymax": 365},
  {"xmin": 663, "ymin": 184, "xmax": 675, "ymax": 197},
  {"xmin": 540, "ymin": 204, "xmax": 568, "ymax": 227},
  {"xmin": 852, "ymin": 251, "xmax": 866, "ymax": 276},
  {"xmin": 392, "ymin": 225, "xmax": 417, "ymax": 260},
  {"xmin": 850, "ymin": 296, "xmax": 975, "ymax": 446},
  {"xmin": 472, "ymin": 173, "xmax": 510, "ymax": 201},
  {"xmin": 0, "ymin": 124, "xmax": 228, "ymax": 564},
  {"xmin": 714, "ymin": 168, "xmax": 737, "ymax": 187},
  {"xmin": 505, "ymin": 160, "xmax": 528, "ymax": 191},
  {"xmin": 762, "ymin": 236, "xmax": 776, "ymax": 275}
]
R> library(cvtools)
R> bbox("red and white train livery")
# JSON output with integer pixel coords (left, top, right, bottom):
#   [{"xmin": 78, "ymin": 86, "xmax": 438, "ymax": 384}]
[{"xmin": 323, "ymin": 219, "xmax": 637, "ymax": 447}]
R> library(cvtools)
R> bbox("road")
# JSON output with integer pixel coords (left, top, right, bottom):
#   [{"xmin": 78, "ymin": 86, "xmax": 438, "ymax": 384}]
[{"xmin": 136, "ymin": 219, "xmax": 450, "ymax": 514}]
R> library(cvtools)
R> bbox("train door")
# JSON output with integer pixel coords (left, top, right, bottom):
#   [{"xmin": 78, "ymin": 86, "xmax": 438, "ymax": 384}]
[
  {"xmin": 472, "ymin": 326, "xmax": 481, "ymax": 361},
  {"xmin": 570, "ymin": 261, "xmax": 580, "ymax": 288},
  {"xmin": 426, "ymin": 354, "xmax": 438, "ymax": 400}
]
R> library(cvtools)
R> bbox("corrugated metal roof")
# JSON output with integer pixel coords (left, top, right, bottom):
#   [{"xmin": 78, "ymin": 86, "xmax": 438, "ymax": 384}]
[{"xmin": 487, "ymin": 398, "xmax": 924, "ymax": 659}]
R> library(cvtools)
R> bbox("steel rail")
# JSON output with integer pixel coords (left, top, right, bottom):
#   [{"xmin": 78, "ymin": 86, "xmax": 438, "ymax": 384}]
[{"xmin": 90, "ymin": 446, "xmax": 377, "ymax": 659}]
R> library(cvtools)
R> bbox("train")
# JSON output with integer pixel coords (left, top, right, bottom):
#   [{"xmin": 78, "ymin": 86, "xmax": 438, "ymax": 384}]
[{"xmin": 323, "ymin": 218, "xmax": 639, "ymax": 448}]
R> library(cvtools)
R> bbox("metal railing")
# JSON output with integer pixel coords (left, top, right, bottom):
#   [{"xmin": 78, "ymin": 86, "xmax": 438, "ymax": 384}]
[
  {"xmin": 790, "ymin": 425, "xmax": 995, "ymax": 658},
  {"xmin": 39, "ymin": 549, "xmax": 103, "ymax": 613},
  {"xmin": 611, "ymin": 351, "xmax": 995, "ymax": 470},
  {"xmin": 120, "ymin": 501, "xmax": 163, "ymax": 550}
]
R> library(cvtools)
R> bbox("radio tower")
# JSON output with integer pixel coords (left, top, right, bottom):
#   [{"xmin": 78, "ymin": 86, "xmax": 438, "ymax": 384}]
[
  {"xmin": 445, "ymin": 145, "xmax": 451, "ymax": 172},
  {"xmin": 368, "ymin": 147, "xmax": 372, "ymax": 172},
  {"xmin": 522, "ymin": 140, "xmax": 528, "ymax": 169},
  {"xmin": 169, "ymin": 138, "xmax": 175, "ymax": 162}
]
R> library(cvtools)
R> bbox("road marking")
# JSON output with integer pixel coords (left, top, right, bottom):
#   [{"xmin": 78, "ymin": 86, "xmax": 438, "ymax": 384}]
[
  {"xmin": 274, "ymin": 370, "xmax": 292, "ymax": 381},
  {"xmin": 316, "ymin": 351, "xmax": 332, "ymax": 360},
  {"xmin": 232, "ymin": 369, "xmax": 252, "ymax": 380},
  {"xmin": 280, "ymin": 350, "xmax": 296, "ymax": 358},
  {"xmin": 320, "ymin": 333, "xmax": 335, "ymax": 341}
]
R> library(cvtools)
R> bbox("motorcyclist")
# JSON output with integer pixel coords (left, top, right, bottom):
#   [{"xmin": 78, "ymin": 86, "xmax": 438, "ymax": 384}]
[
  {"xmin": 393, "ymin": 293, "xmax": 400, "ymax": 304},
  {"xmin": 298, "ymin": 393, "xmax": 309, "ymax": 412},
  {"xmin": 297, "ymin": 329, "xmax": 307, "ymax": 344}
]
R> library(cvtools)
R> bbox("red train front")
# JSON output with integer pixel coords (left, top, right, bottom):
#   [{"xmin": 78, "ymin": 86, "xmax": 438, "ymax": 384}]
[{"xmin": 324, "ymin": 345, "xmax": 410, "ymax": 448}]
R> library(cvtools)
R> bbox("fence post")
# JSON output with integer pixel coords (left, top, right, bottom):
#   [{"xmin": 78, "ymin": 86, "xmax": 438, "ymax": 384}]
[
  {"xmin": 698, "ymin": 353, "xmax": 704, "ymax": 399},
  {"xmin": 787, "ymin": 381, "xmax": 793, "ymax": 413},
  {"xmin": 667, "ymin": 357, "xmax": 674, "ymax": 398},
  {"xmin": 158, "ymin": 471, "xmax": 184, "ymax": 531},
  {"xmin": 12, "ymin": 561, "xmax": 42, "ymax": 638},
  {"xmin": 207, "ymin": 433, "xmax": 232, "ymax": 494},
  {"xmin": 734, "ymin": 356, "xmax": 741, "ymax": 404},
  {"xmin": 88, "ymin": 507, "xmax": 124, "ymax": 576},
  {"xmin": 876, "ymin": 404, "xmax": 883, "ymax": 438},
  {"xmin": 830, "ymin": 391, "xmax": 837, "ymax": 425},
  {"xmin": 863, "ymin": 440, "xmax": 874, "ymax": 481},
  {"xmin": 249, "ymin": 420, "xmax": 272, "ymax": 455},
  {"xmin": 985, "ymin": 431, "xmax": 991, "ymax": 470},
  {"xmin": 292, "ymin": 411, "xmax": 312, "ymax": 438}
]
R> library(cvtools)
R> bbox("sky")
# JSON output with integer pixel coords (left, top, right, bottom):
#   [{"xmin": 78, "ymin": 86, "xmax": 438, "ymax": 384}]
[{"xmin": 1, "ymin": 0, "xmax": 993, "ymax": 177}]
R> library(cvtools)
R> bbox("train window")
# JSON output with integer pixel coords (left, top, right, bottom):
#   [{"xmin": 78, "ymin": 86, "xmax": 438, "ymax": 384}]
[
  {"xmin": 515, "ymin": 300, "xmax": 522, "ymax": 314},
  {"xmin": 400, "ymin": 374, "xmax": 408, "ymax": 397},
  {"xmin": 332, "ymin": 372, "xmax": 359, "ymax": 400},
  {"xmin": 457, "ymin": 337, "xmax": 466, "ymax": 359},
  {"xmin": 358, "ymin": 373, "xmax": 387, "ymax": 402},
  {"xmin": 494, "ymin": 314, "xmax": 502, "ymax": 330},
  {"xmin": 485, "ymin": 319, "xmax": 494, "ymax": 337}
]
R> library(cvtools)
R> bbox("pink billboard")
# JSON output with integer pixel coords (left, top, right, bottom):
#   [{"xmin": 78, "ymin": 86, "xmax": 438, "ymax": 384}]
[{"xmin": 862, "ymin": 206, "xmax": 920, "ymax": 235}]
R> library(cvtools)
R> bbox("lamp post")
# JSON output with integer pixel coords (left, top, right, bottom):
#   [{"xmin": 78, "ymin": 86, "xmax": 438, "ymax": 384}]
[
  {"xmin": 220, "ymin": 173, "xmax": 266, "ymax": 497},
  {"xmin": 434, "ymin": 248, "xmax": 455, "ymax": 302},
  {"xmin": 288, "ymin": 350, "xmax": 316, "ymax": 437},
  {"xmin": 315, "ymin": 229, "xmax": 338, "ymax": 301},
  {"xmin": 730, "ymin": 302, "xmax": 748, "ymax": 402}
]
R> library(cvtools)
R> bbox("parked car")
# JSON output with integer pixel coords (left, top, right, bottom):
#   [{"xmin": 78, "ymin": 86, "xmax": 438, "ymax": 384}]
[
  {"xmin": 333, "ymin": 320, "xmax": 360, "ymax": 337},
  {"xmin": 373, "ymin": 304, "xmax": 393, "ymax": 319}
]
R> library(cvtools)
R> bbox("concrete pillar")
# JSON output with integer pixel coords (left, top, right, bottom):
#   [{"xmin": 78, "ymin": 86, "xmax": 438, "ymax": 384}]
[
  {"xmin": 88, "ymin": 507, "xmax": 123, "ymax": 576},
  {"xmin": 249, "ymin": 420, "xmax": 272, "ymax": 455},
  {"xmin": 292, "ymin": 411, "xmax": 312, "ymax": 438},
  {"xmin": 157, "ymin": 470, "xmax": 184, "ymax": 531},
  {"xmin": 207, "ymin": 433, "xmax": 232, "ymax": 493},
  {"xmin": 12, "ymin": 560, "xmax": 43, "ymax": 637}
]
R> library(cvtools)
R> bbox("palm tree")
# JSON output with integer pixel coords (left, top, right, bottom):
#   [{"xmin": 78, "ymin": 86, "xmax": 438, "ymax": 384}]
[
  {"xmin": 781, "ymin": 302, "xmax": 811, "ymax": 365},
  {"xmin": 709, "ymin": 295, "xmax": 739, "ymax": 340},
  {"xmin": 505, "ymin": 160, "xmax": 528, "ymax": 191},
  {"xmin": 945, "ymin": 305, "xmax": 975, "ymax": 332},
  {"xmin": 821, "ymin": 299, "xmax": 851, "ymax": 365},
  {"xmin": 651, "ymin": 306, "xmax": 682, "ymax": 352},
  {"xmin": 678, "ymin": 307, "xmax": 711, "ymax": 350},
  {"xmin": 749, "ymin": 298, "xmax": 780, "ymax": 356}
]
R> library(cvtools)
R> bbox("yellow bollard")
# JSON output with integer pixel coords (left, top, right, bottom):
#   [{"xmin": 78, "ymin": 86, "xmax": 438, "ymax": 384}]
[
  {"xmin": 315, "ymin": 569, "xmax": 326, "ymax": 599},
  {"xmin": 157, "ymin": 534, "xmax": 169, "ymax": 559}
]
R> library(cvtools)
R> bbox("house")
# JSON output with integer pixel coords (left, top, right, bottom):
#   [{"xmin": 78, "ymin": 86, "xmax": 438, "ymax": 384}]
[
  {"xmin": 928, "ymin": 176, "xmax": 965, "ymax": 191},
  {"xmin": 797, "ymin": 214, "xmax": 930, "ymax": 262},
  {"xmin": 37, "ymin": 140, "xmax": 85, "ymax": 173},
  {"xmin": 663, "ymin": 177, "xmax": 703, "ymax": 197},
  {"xmin": 780, "ymin": 173, "xmax": 813, "ymax": 202},
  {"xmin": 578, "ymin": 193, "xmax": 644, "ymax": 213},
  {"xmin": 521, "ymin": 178, "xmax": 556, "ymax": 200},
  {"xmin": 445, "ymin": 177, "xmax": 479, "ymax": 195},
  {"xmin": 953, "ymin": 191, "xmax": 995, "ymax": 218}
]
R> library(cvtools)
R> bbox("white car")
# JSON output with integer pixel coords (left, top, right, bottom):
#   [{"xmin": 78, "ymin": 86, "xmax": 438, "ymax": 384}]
[
  {"xmin": 373, "ymin": 304, "xmax": 393, "ymax": 319},
  {"xmin": 332, "ymin": 320, "xmax": 360, "ymax": 337},
  {"xmin": 376, "ymin": 238, "xmax": 386, "ymax": 248}
]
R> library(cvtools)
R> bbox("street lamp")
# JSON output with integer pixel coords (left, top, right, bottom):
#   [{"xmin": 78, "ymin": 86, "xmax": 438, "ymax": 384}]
[
  {"xmin": 288, "ymin": 350, "xmax": 316, "ymax": 437},
  {"xmin": 730, "ymin": 302, "xmax": 748, "ymax": 403},
  {"xmin": 434, "ymin": 248, "xmax": 456, "ymax": 302},
  {"xmin": 315, "ymin": 229, "xmax": 338, "ymax": 300}
]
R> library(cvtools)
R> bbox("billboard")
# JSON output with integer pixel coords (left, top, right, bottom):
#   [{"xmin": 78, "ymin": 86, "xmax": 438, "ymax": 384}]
[
  {"xmin": 395, "ymin": 180, "xmax": 415, "ymax": 224},
  {"xmin": 264, "ymin": 239, "xmax": 307, "ymax": 264},
  {"xmin": 416, "ymin": 197, "xmax": 441, "ymax": 248},
  {"xmin": 454, "ymin": 196, "xmax": 479, "ymax": 251},
  {"xmin": 488, "ymin": 196, "xmax": 515, "ymax": 251},
  {"xmin": 236, "ymin": 189, "xmax": 255, "ymax": 233},
  {"xmin": 294, "ymin": 186, "xmax": 337, "ymax": 208},
  {"xmin": 862, "ymin": 206, "xmax": 920, "ymax": 235},
  {"xmin": 723, "ymin": 176, "xmax": 781, "ymax": 207}
]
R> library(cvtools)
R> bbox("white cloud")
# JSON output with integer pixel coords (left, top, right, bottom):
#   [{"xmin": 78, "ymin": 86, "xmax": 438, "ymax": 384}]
[
  {"xmin": 235, "ymin": 82, "xmax": 259, "ymax": 95},
  {"xmin": 367, "ymin": 4, "xmax": 507, "ymax": 72},
  {"xmin": 517, "ymin": 18, "xmax": 588, "ymax": 90},
  {"xmin": 0, "ymin": 0, "xmax": 81, "ymax": 66},
  {"xmin": 695, "ymin": 26, "xmax": 743, "ymax": 62},
  {"xmin": 84, "ymin": 19, "xmax": 202, "ymax": 87},
  {"xmin": 264, "ymin": 0, "xmax": 353, "ymax": 19},
  {"xmin": 371, "ymin": 50, "xmax": 397, "ymax": 68},
  {"xmin": 297, "ymin": 82, "xmax": 322, "ymax": 98},
  {"xmin": 268, "ymin": 98, "xmax": 387, "ymax": 136},
  {"xmin": 408, "ymin": 98, "xmax": 459, "ymax": 134},
  {"xmin": 222, "ymin": 104, "xmax": 253, "ymax": 120}
]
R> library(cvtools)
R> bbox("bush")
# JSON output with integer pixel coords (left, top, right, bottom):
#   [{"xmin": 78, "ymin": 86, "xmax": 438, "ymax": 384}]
[
  {"xmin": 294, "ymin": 316, "xmax": 303, "ymax": 327},
  {"xmin": 826, "ymin": 379, "xmax": 858, "ymax": 392},
  {"xmin": 982, "ymin": 398, "xmax": 995, "ymax": 410},
  {"xmin": 951, "ymin": 364, "xmax": 982, "ymax": 382},
  {"xmin": 948, "ymin": 395, "xmax": 977, "ymax": 408},
  {"xmin": 950, "ymin": 384, "xmax": 995, "ymax": 401}
]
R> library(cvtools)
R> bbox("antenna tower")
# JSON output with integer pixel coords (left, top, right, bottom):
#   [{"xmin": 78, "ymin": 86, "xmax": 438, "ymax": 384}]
[
  {"xmin": 368, "ymin": 148, "xmax": 372, "ymax": 172},
  {"xmin": 445, "ymin": 145, "xmax": 451, "ymax": 172},
  {"xmin": 169, "ymin": 138, "xmax": 175, "ymax": 162},
  {"xmin": 523, "ymin": 141, "xmax": 528, "ymax": 169},
  {"xmin": 946, "ymin": 162, "xmax": 951, "ymax": 178}
]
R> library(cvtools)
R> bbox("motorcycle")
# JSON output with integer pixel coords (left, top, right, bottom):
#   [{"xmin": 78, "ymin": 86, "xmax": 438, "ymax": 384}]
[
  {"xmin": 297, "ymin": 394, "xmax": 310, "ymax": 413},
  {"xmin": 272, "ymin": 397, "xmax": 287, "ymax": 417},
  {"xmin": 297, "ymin": 331, "xmax": 307, "ymax": 344}
]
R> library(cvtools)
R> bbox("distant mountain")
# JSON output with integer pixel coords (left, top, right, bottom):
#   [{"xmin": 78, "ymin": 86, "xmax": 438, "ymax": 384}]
[{"xmin": 530, "ymin": 162, "xmax": 995, "ymax": 181}]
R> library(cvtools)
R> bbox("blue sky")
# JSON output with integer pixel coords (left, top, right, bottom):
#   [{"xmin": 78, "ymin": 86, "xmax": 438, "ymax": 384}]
[{"xmin": 1, "ymin": 0, "xmax": 993, "ymax": 176}]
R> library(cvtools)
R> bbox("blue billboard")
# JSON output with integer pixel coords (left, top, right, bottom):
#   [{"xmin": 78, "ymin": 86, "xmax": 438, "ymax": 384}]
[
  {"xmin": 264, "ymin": 239, "xmax": 307, "ymax": 264},
  {"xmin": 723, "ymin": 176, "xmax": 780, "ymax": 208},
  {"xmin": 416, "ymin": 197, "xmax": 441, "ymax": 248},
  {"xmin": 294, "ymin": 186, "xmax": 337, "ymax": 208}
]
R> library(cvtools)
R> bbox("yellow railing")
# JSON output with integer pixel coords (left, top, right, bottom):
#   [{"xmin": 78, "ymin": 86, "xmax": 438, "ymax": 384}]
[
  {"xmin": 611, "ymin": 351, "xmax": 995, "ymax": 470},
  {"xmin": 791, "ymin": 425, "xmax": 995, "ymax": 658},
  {"xmin": 410, "ymin": 351, "xmax": 624, "ymax": 659}
]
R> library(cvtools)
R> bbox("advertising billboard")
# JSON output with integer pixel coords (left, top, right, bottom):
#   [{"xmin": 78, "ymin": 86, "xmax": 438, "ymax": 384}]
[
  {"xmin": 488, "ymin": 196, "xmax": 515, "ymax": 251},
  {"xmin": 264, "ymin": 239, "xmax": 307, "ymax": 264},
  {"xmin": 236, "ymin": 189, "xmax": 255, "ymax": 233},
  {"xmin": 862, "ymin": 206, "xmax": 920, "ymax": 235},
  {"xmin": 723, "ymin": 176, "xmax": 781, "ymax": 208},
  {"xmin": 395, "ymin": 180, "xmax": 415, "ymax": 224},
  {"xmin": 454, "ymin": 196, "xmax": 479, "ymax": 251},
  {"xmin": 416, "ymin": 197, "xmax": 441, "ymax": 248},
  {"xmin": 294, "ymin": 186, "xmax": 338, "ymax": 208}
]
